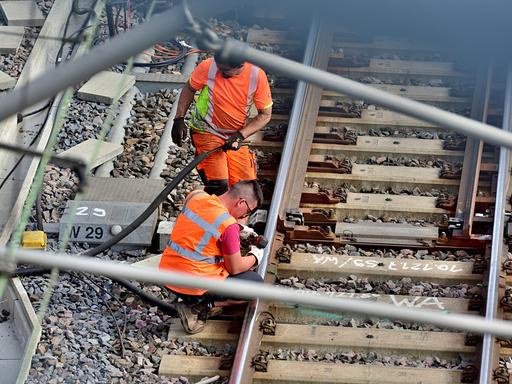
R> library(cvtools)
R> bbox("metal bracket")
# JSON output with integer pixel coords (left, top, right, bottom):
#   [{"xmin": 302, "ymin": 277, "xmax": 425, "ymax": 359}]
[
  {"xmin": 278, "ymin": 208, "xmax": 304, "ymax": 231},
  {"xmin": 448, "ymin": 217, "xmax": 464, "ymax": 233},
  {"xmin": 285, "ymin": 225, "xmax": 336, "ymax": 244},
  {"xmin": 258, "ymin": 311, "xmax": 276, "ymax": 335},
  {"xmin": 314, "ymin": 126, "xmax": 357, "ymax": 145},
  {"xmin": 307, "ymin": 156, "xmax": 352, "ymax": 174},
  {"xmin": 248, "ymin": 209, "xmax": 268, "ymax": 234},
  {"xmin": 182, "ymin": 0, "xmax": 221, "ymax": 51},
  {"xmin": 303, "ymin": 208, "xmax": 337, "ymax": 226},
  {"xmin": 301, "ymin": 187, "xmax": 341, "ymax": 204}
]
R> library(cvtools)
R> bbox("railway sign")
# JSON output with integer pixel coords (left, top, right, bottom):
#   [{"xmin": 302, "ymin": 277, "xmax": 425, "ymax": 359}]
[{"xmin": 59, "ymin": 200, "xmax": 158, "ymax": 246}]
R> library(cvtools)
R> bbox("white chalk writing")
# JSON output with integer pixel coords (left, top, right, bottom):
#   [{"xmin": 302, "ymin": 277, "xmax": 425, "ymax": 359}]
[
  {"xmin": 295, "ymin": 290, "xmax": 447, "ymax": 310},
  {"xmin": 310, "ymin": 256, "xmax": 463, "ymax": 273}
]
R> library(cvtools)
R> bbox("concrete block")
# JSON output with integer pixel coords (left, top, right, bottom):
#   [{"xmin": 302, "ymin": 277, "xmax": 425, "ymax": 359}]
[
  {"xmin": 0, "ymin": 70, "xmax": 15, "ymax": 90},
  {"xmin": 157, "ymin": 220, "xmax": 174, "ymax": 251},
  {"xmin": 0, "ymin": 26, "xmax": 24, "ymax": 53},
  {"xmin": 80, "ymin": 177, "xmax": 165, "ymax": 203},
  {"xmin": 133, "ymin": 254, "xmax": 161, "ymax": 269},
  {"xmin": 77, "ymin": 71, "xmax": 135, "ymax": 104},
  {"xmin": 57, "ymin": 139, "xmax": 123, "ymax": 169},
  {"xmin": 0, "ymin": 1, "xmax": 44, "ymax": 27}
]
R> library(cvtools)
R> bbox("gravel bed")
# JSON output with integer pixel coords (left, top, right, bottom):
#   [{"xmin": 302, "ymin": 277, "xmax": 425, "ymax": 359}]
[
  {"xmin": 277, "ymin": 276, "xmax": 481, "ymax": 298},
  {"xmin": 112, "ymin": 89, "xmax": 175, "ymax": 178},
  {"xmin": 361, "ymin": 156, "xmax": 460, "ymax": 169},
  {"xmin": 22, "ymin": 241, "xmax": 230, "ymax": 384},
  {"xmin": 305, "ymin": 180, "xmax": 452, "ymax": 198},
  {"xmin": 0, "ymin": 27, "xmax": 41, "ymax": 78},
  {"xmin": 307, "ymin": 316, "xmax": 447, "ymax": 332},
  {"xmin": 256, "ymin": 149, "xmax": 461, "ymax": 169},
  {"xmin": 33, "ymin": 166, "xmax": 80, "ymax": 224},
  {"xmin": 258, "ymin": 348, "xmax": 471, "ymax": 369},
  {"xmin": 0, "ymin": 0, "xmax": 51, "ymax": 77},
  {"xmin": 291, "ymin": 243, "xmax": 478, "ymax": 262},
  {"xmin": 35, "ymin": 0, "xmax": 54, "ymax": 16},
  {"xmin": 159, "ymin": 145, "xmax": 202, "ymax": 221},
  {"xmin": 330, "ymin": 50, "xmax": 472, "ymax": 70},
  {"xmin": 56, "ymin": 95, "xmax": 118, "ymax": 152},
  {"xmin": 262, "ymin": 123, "xmax": 464, "ymax": 141}
]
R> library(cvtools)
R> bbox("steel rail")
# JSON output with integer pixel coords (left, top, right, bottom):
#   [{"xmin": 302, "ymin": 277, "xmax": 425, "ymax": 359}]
[
  {"xmin": 217, "ymin": 39, "xmax": 512, "ymax": 150},
  {"xmin": 0, "ymin": 0, "xmax": 235, "ymax": 125},
  {"xmin": 228, "ymin": 16, "xmax": 322, "ymax": 384},
  {"xmin": 9, "ymin": 246, "xmax": 512, "ymax": 338},
  {"xmin": 479, "ymin": 64, "xmax": 512, "ymax": 383}
]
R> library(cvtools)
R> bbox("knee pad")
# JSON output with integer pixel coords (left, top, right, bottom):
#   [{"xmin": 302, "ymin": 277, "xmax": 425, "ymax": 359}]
[{"xmin": 204, "ymin": 179, "xmax": 229, "ymax": 196}]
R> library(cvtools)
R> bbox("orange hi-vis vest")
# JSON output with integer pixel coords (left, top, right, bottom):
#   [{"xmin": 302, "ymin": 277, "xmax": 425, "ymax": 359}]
[
  {"xmin": 189, "ymin": 59, "xmax": 266, "ymax": 139},
  {"xmin": 159, "ymin": 190, "xmax": 237, "ymax": 295}
]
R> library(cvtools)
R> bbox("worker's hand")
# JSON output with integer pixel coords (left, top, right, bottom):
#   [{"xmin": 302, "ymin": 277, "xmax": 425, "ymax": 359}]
[
  {"xmin": 248, "ymin": 245, "xmax": 264, "ymax": 266},
  {"xmin": 172, "ymin": 117, "xmax": 188, "ymax": 147},
  {"xmin": 239, "ymin": 224, "xmax": 257, "ymax": 241},
  {"xmin": 222, "ymin": 131, "xmax": 245, "ymax": 151}
]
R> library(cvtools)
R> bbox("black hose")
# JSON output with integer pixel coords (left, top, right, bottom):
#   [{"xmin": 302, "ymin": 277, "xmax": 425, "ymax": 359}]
[
  {"xmin": 35, "ymin": 187, "xmax": 43, "ymax": 231},
  {"xmin": 16, "ymin": 145, "xmax": 225, "ymax": 315},
  {"xmin": 15, "ymin": 266, "xmax": 178, "ymax": 314}
]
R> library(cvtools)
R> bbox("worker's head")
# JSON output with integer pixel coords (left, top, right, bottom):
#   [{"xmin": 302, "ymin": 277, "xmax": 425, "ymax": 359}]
[
  {"xmin": 214, "ymin": 51, "xmax": 245, "ymax": 78},
  {"xmin": 225, "ymin": 180, "xmax": 263, "ymax": 220}
]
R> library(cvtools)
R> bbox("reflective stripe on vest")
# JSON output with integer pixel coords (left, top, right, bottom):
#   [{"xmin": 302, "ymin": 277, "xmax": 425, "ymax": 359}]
[
  {"xmin": 193, "ymin": 62, "xmax": 261, "ymax": 139},
  {"xmin": 167, "ymin": 240, "xmax": 222, "ymax": 265},
  {"xmin": 168, "ymin": 197, "xmax": 232, "ymax": 264},
  {"xmin": 246, "ymin": 64, "xmax": 259, "ymax": 114},
  {"xmin": 183, "ymin": 190, "xmax": 205, "ymax": 207}
]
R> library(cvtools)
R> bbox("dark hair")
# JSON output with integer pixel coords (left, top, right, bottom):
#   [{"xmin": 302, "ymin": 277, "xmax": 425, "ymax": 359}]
[
  {"xmin": 231, "ymin": 180, "xmax": 263, "ymax": 208},
  {"xmin": 214, "ymin": 50, "xmax": 245, "ymax": 69}
]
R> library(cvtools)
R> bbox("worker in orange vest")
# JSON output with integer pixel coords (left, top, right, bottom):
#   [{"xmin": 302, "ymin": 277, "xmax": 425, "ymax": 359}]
[
  {"xmin": 159, "ymin": 180, "xmax": 265, "ymax": 334},
  {"xmin": 172, "ymin": 51, "xmax": 273, "ymax": 196}
]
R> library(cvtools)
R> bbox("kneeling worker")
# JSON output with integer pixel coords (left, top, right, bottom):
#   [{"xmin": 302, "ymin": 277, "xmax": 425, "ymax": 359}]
[{"xmin": 159, "ymin": 180, "xmax": 265, "ymax": 334}]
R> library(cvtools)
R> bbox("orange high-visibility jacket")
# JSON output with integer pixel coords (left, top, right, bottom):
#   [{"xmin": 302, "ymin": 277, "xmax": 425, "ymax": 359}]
[
  {"xmin": 159, "ymin": 190, "xmax": 237, "ymax": 295},
  {"xmin": 189, "ymin": 58, "xmax": 273, "ymax": 139}
]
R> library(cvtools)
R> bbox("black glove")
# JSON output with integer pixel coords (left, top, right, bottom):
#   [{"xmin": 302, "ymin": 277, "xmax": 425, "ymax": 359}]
[
  {"xmin": 222, "ymin": 131, "xmax": 245, "ymax": 151},
  {"xmin": 171, "ymin": 117, "xmax": 187, "ymax": 147}
]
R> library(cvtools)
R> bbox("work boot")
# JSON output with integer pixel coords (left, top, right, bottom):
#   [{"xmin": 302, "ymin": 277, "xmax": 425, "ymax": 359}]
[{"xmin": 176, "ymin": 302, "xmax": 209, "ymax": 334}]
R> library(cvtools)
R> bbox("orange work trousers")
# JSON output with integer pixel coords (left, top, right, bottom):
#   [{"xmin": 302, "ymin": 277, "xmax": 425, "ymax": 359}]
[{"xmin": 191, "ymin": 131, "xmax": 257, "ymax": 185}]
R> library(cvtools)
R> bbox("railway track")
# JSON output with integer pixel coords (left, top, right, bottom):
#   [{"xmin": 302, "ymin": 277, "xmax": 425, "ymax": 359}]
[
  {"xmin": 3, "ymin": 3, "xmax": 512, "ymax": 384},
  {"xmin": 156, "ymin": 15, "xmax": 510, "ymax": 384}
]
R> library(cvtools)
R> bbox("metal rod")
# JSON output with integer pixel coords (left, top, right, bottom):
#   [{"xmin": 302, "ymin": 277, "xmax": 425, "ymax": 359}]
[
  {"xmin": 0, "ymin": 0, "xmax": 235, "ymax": 125},
  {"xmin": 218, "ymin": 39, "xmax": 512, "ymax": 150},
  {"xmin": 479, "ymin": 64, "xmax": 512, "ymax": 383},
  {"xmin": 229, "ymin": 16, "xmax": 321, "ymax": 384},
  {"xmin": 454, "ymin": 64, "xmax": 492, "ymax": 237},
  {"xmin": 9, "ymin": 246, "xmax": 512, "ymax": 338}
]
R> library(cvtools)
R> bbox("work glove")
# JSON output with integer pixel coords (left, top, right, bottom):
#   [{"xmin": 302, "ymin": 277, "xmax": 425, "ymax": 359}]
[
  {"xmin": 222, "ymin": 131, "xmax": 245, "ymax": 151},
  {"xmin": 171, "ymin": 117, "xmax": 187, "ymax": 147},
  {"xmin": 239, "ymin": 224, "xmax": 257, "ymax": 241},
  {"xmin": 248, "ymin": 245, "xmax": 264, "ymax": 266}
]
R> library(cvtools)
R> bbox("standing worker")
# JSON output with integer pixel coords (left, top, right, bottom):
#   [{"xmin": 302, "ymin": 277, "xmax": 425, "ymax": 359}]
[
  {"xmin": 159, "ymin": 180, "xmax": 265, "ymax": 334},
  {"xmin": 172, "ymin": 51, "xmax": 273, "ymax": 196}
]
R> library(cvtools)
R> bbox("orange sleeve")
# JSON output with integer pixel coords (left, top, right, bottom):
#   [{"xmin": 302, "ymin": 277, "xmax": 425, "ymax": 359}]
[
  {"xmin": 189, "ymin": 58, "xmax": 211, "ymax": 91},
  {"xmin": 253, "ymin": 69, "xmax": 273, "ymax": 110}
]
